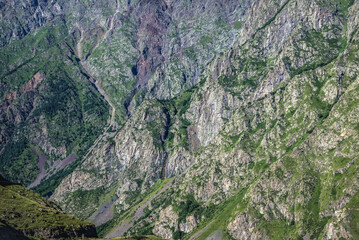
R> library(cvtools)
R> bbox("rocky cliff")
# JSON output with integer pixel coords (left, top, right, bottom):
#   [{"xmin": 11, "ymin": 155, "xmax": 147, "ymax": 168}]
[{"xmin": 1, "ymin": 0, "xmax": 359, "ymax": 239}]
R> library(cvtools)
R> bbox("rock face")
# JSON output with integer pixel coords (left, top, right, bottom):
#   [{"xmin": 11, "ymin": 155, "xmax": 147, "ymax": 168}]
[
  {"xmin": 153, "ymin": 205, "xmax": 179, "ymax": 239},
  {"xmin": 227, "ymin": 214, "xmax": 263, "ymax": 240},
  {"xmin": 179, "ymin": 216, "xmax": 198, "ymax": 234},
  {"xmin": 2, "ymin": 0, "xmax": 359, "ymax": 240}
]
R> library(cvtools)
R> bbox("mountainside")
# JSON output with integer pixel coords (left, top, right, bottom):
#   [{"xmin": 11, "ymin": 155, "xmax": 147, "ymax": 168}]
[
  {"xmin": 0, "ymin": 174, "xmax": 97, "ymax": 239},
  {"xmin": 0, "ymin": 0, "xmax": 248, "ymax": 194},
  {"xmin": 1, "ymin": 0, "xmax": 359, "ymax": 239}
]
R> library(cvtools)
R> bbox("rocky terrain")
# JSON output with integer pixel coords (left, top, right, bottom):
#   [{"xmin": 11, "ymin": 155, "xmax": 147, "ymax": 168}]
[{"xmin": 1, "ymin": 0, "xmax": 359, "ymax": 239}]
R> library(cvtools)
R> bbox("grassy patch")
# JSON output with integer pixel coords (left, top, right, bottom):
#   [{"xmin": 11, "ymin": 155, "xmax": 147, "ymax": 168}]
[
  {"xmin": 0, "ymin": 138, "xmax": 39, "ymax": 186},
  {"xmin": 234, "ymin": 21, "xmax": 242, "ymax": 30},
  {"xmin": 345, "ymin": 192, "xmax": 359, "ymax": 239},
  {"xmin": 0, "ymin": 182, "xmax": 94, "ymax": 238}
]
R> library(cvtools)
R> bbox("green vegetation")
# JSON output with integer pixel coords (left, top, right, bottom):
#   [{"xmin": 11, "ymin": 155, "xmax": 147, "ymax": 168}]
[
  {"xmin": 185, "ymin": 47, "xmax": 197, "ymax": 61},
  {"xmin": 169, "ymin": 85, "xmax": 198, "ymax": 117},
  {"xmin": 174, "ymin": 195, "xmax": 214, "ymax": 224},
  {"xmin": 0, "ymin": 21, "xmax": 109, "ymax": 191},
  {"xmin": 2, "ymin": 1, "xmax": 359, "ymax": 240},
  {"xmin": 234, "ymin": 21, "xmax": 242, "ymax": 30},
  {"xmin": 218, "ymin": 55, "xmax": 271, "ymax": 93},
  {"xmin": 253, "ymin": 0, "xmax": 291, "ymax": 36},
  {"xmin": 0, "ymin": 175, "xmax": 164, "ymax": 240},
  {"xmin": 0, "ymin": 139, "xmax": 39, "ymax": 186},
  {"xmin": 346, "ymin": 192, "xmax": 359, "ymax": 239},
  {"xmin": 302, "ymin": 177, "xmax": 330, "ymax": 239},
  {"xmin": 318, "ymin": 0, "xmax": 354, "ymax": 16},
  {"xmin": 225, "ymin": 134, "xmax": 241, "ymax": 152},
  {"xmin": 33, "ymin": 159, "xmax": 81, "ymax": 196},
  {"xmin": 218, "ymin": 74, "xmax": 239, "ymax": 89},
  {"xmin": 175, "ymin": 118, "xmax": 191, "ymax": 150},
  {"xmin": 198, "ymin": 35, "xmax": 212, "ymax": 46},
  {"xmin": 0, "ymin": 23, "xmax": 68, "ymax": 86},
  {"xmin": 1, "ymin": 185, "xmax": 83, "ymax": 229},
  {"xmin": 288, "ymin": 32, "xmax": 347, "ymax": 78},
  {"xmin": 69, "ymin": 187, "xmax": 105, "ymax": 219},
  {"xmin": 257, "ymin": 220, "xmax": 296, "ymax": 240},
  {"xmin": 172, "ymin": 194, "xmax": 217, "ymax": 239},
  {"xmin": 0, "ymin": 221, "xmax": 30, "ymax": 240},
  {"xmin": 0, "ymin": 176, "xmax": 96, "ymax": 239},
  {"xmin": 160, "ymin": 84, "xmax": 201, "ymax": 150},
  {"xmin": 2, "ymin": 63, "xmax": 109, "ymax": 193}
]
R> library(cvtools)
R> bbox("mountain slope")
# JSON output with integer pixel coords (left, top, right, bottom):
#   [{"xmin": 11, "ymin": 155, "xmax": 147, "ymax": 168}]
[
  {"xmin": 0, "ymin": 174, "xmax": 98, "ymax": 239},
  {"xmin": 0, "ymin": 18, "xmax": 110, "ymax": 191},
  {"xmin": 0, "ymin": 0, "xmax": 250, "ymax": 196},
  {"xmin": 1, "ymin": 0, "xmax": 359, "ymax": 240},
  {"xmin": 51, "ymin": 0, "xmax": 359, "ymax": 239}
]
